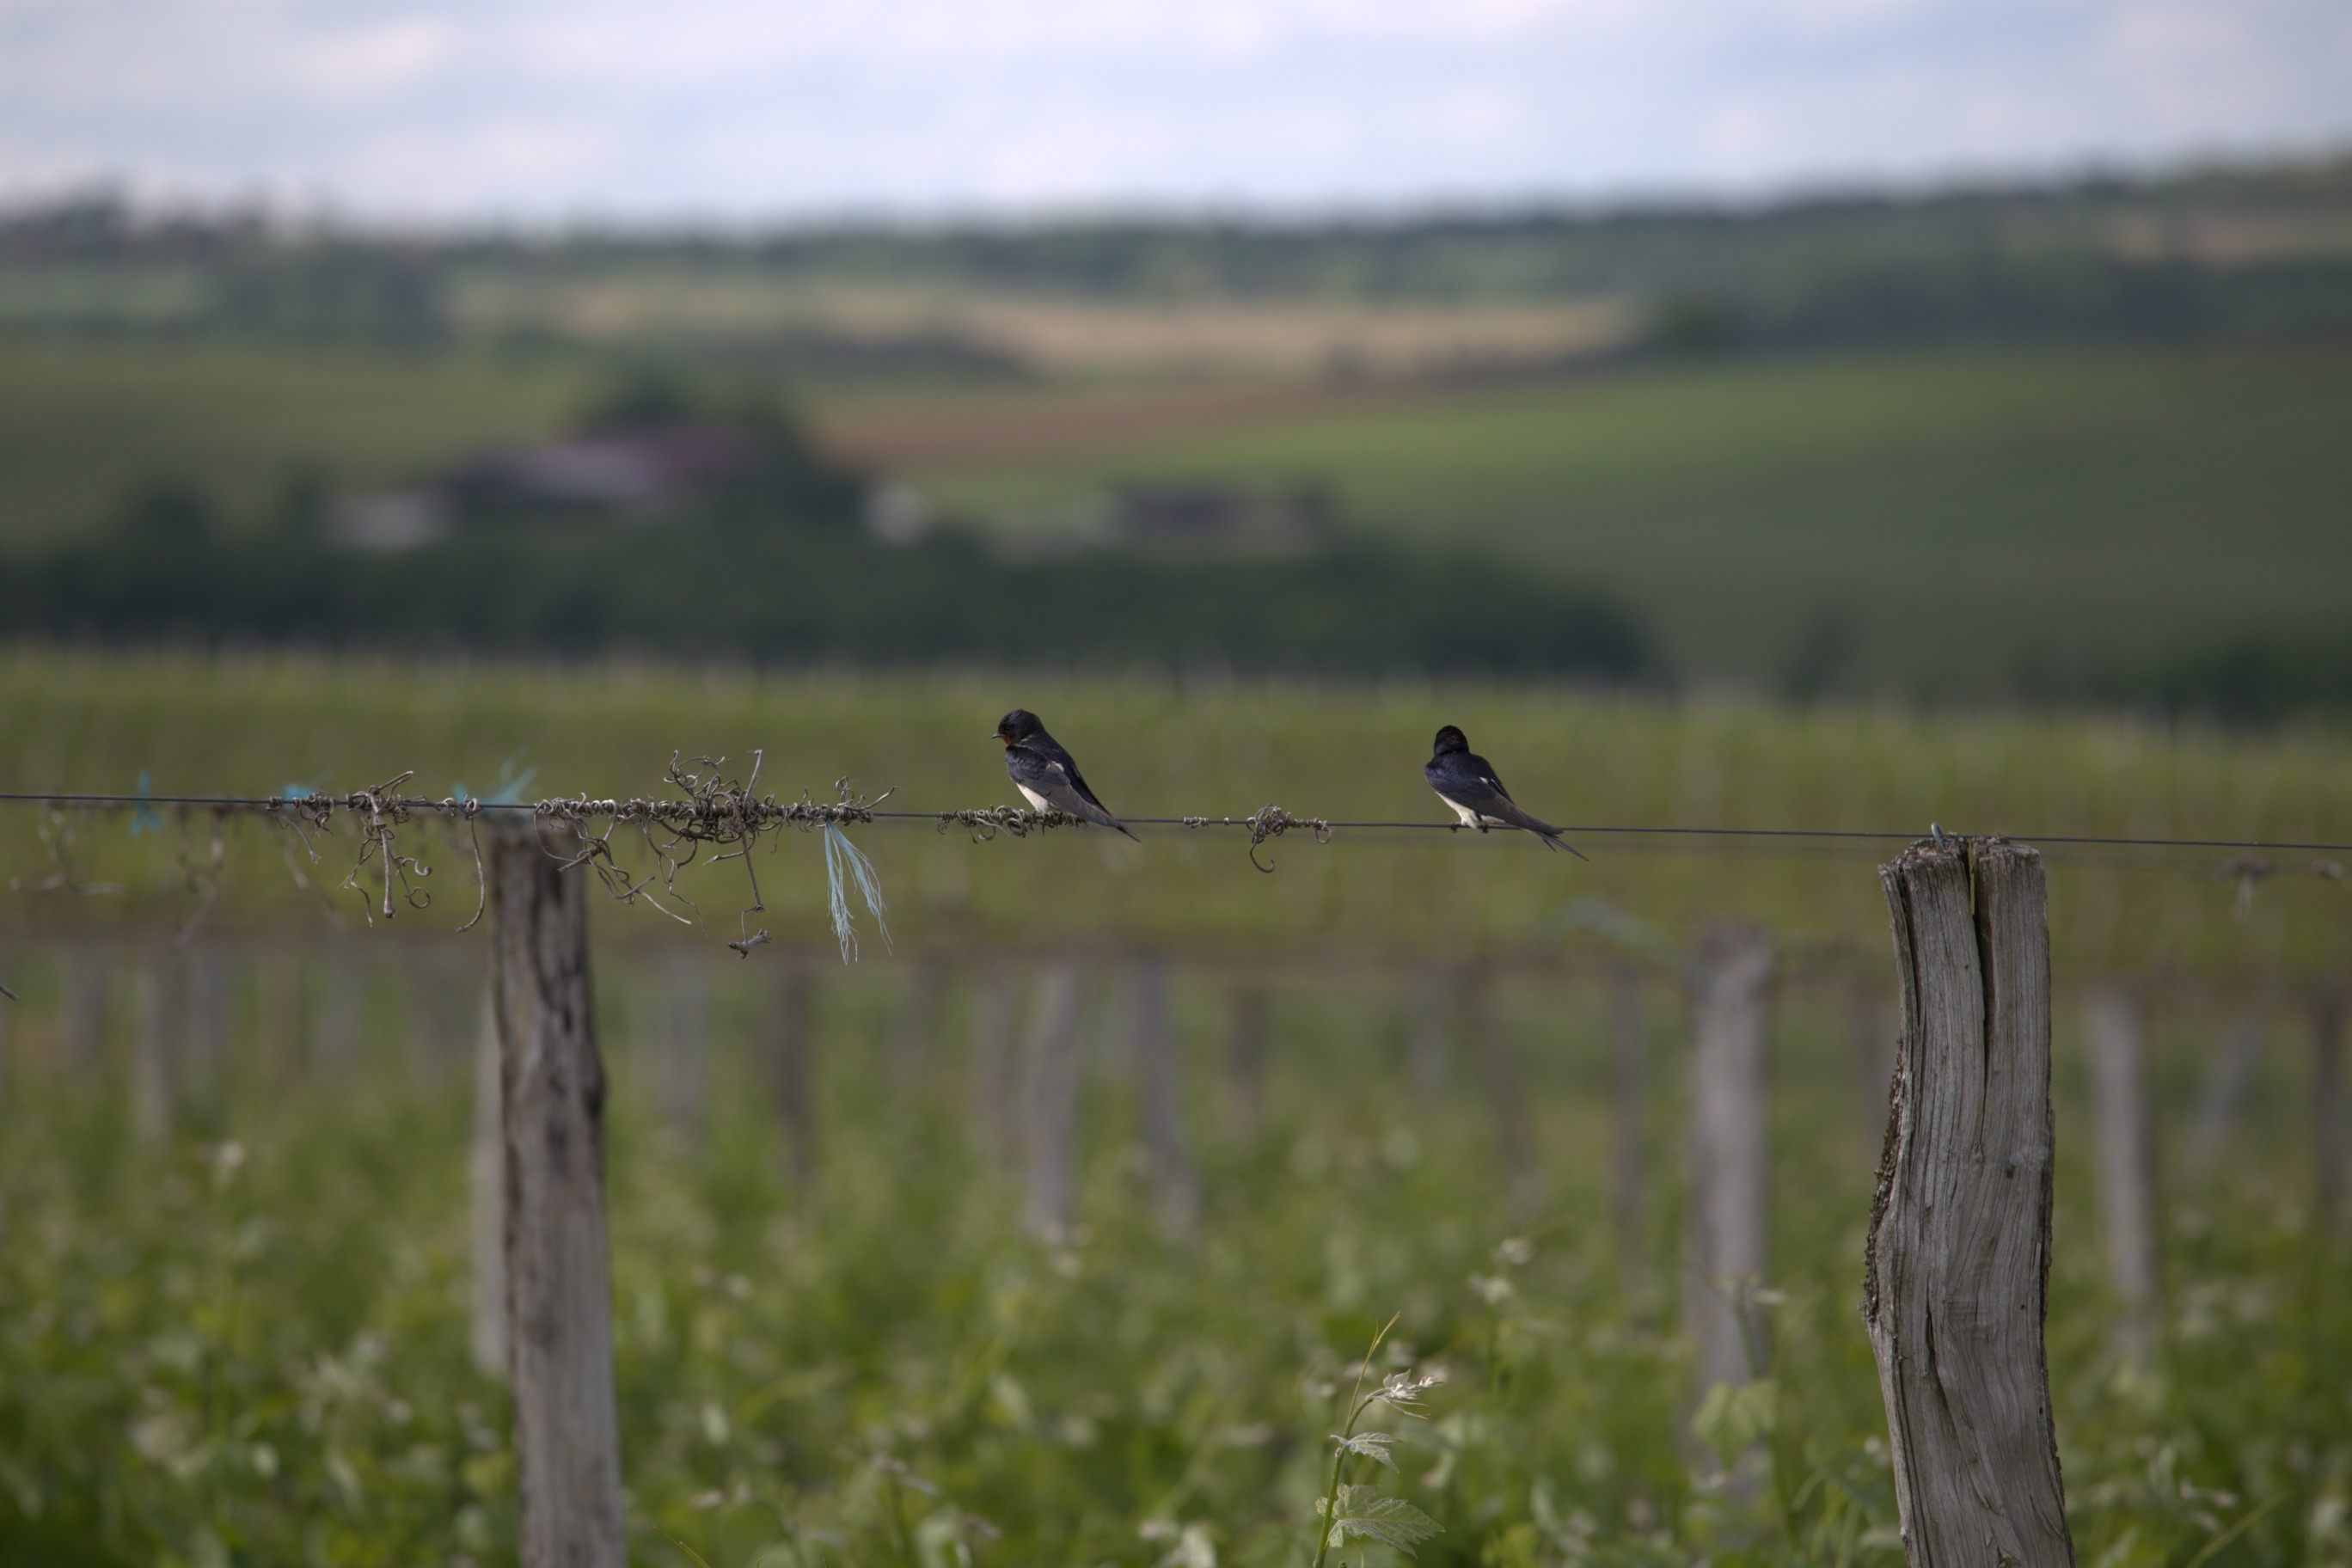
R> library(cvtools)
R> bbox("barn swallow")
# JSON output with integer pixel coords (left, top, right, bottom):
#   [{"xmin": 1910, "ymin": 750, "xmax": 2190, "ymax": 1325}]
[
  {"xmin": 995, "ymin": 709, "xmax": 1141, "ymax": 841},
  {"xmin": 1424, "ymin": 725, "xmax": 1586, "ymax": 858}
]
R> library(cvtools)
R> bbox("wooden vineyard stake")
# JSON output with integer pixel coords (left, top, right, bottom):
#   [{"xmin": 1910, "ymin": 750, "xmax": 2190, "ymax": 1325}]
[
  {"xmin": 2187, "ymin": 1006, "xmax": 2263, "ymax": 1182},
  {"xmin": 1409, "ymin": 966, "xmax": 1455, "ymax": 1098},
  {"xmin": 132, "ymin": 952, "xmax": 176, "ymax": 1140},
  {"xmin": 1131, "ymin": 954, "xmax": 1200, "ymax": 1231},
  {"xmin": 888, "ymin": 960, "xmax": 943, "ymax": 1103},
  {"xmin": 62, "ymin": 946, "xmax": 106, "ymax": 1077},
  {"xmin": 315, "ymin": 943, "xmax": 360, "ymax": 1077},
  {"xmin": 1868, "ymin": 836, "xmax": 2073, "ymax": 1567},
  {"xmin": 469, "ymin": 982, "xmax": 506, "ymax": 1381},
  {"xmin": 1224, "ymin": 980, "xmax": 1267, "ymax": 1145},
  {"xmin": 1686, "ymin": 922, "xmax": 1774, "ymax": 1394},
  {"xmin": 772, "ymin": 963, "xmax": 816, "ymax": 1190},
  {"xmin": 662, "ymin": 946, "xmax": 709, "ymax": 1138},
  {"xmin": 969, "ymin": 971, "xmax": 1021, "ymax": 1168},
  {"xmin": 1609, "ymin": 965, "xmax": 1646, "ymax": 1275},
  {"xmin": 1467, "ymin": 971, "xmax": 1537, "ymax": 1215},
  {"xmin": 2317, "ymin": 989, "xmax": 2347, "ymax": 1238},
  {"xmin": 487, "ymin": 822, "xmax": 625, "ymax": 1568},
  {"xmin": 1022, "ymin": 962, "xmax": 1087, "ymax": 1240},
  {"xmin": 2084, "ymin": 984, "xmax": 2159, "ymax": 1351}
]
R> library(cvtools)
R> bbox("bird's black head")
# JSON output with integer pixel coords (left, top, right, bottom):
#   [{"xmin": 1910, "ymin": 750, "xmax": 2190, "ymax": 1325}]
[
  {"xmin": 995, "ymin": 708, "xmax": 1044, "ymax": 746},
  {"xmin": 1430, "ymin": 724, "xmax": 1470, "ymax": 757}
]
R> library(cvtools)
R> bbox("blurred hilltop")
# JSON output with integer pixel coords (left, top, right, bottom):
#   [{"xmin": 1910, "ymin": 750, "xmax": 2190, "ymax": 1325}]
[
  {"xmin": 9, "ymin": 155, "xmax": 2352, "ymax": 357},
  {"xmin": 2, "ymin": 153, "xmax": 2349, "ymax": 714}
]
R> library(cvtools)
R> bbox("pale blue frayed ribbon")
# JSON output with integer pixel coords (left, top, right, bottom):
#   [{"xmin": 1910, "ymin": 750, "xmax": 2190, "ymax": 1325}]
[{"xmin": 821, "ymin": 822, "xmax": 891, "ymax": 964}]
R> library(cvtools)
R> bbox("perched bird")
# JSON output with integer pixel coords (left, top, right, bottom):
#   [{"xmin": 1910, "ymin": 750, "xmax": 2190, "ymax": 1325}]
[
  {"xmin": 1423, "ymin": 725, "xmax": 1586, "ymax": 859},
  {"xmin": 995, "ymin": 709, "xmax": 1141, "ymax": 841}
]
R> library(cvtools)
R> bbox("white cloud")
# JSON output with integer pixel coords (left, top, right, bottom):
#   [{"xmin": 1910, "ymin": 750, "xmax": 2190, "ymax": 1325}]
[{"xmin": 0, "ymin": 0, "xmax": 2345, "ymax": 219}]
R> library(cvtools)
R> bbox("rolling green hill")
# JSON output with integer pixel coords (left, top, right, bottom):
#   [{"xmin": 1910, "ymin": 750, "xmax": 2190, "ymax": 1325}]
[
  {"xmin": 3, "ymin": 339, "xmax": 2349, "ymax": 701},
  {"xmin": 904, "ymin": 343, "xmax": 2352, "ymax": 697}
]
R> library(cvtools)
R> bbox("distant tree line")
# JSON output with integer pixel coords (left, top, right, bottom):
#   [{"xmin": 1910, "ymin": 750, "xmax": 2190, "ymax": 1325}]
[
  {"xmin": 4, "ymin": 157, "xmax": 2350, "ymax": 358},
  {"xmin": 0, "ymin": 389, "xmax": 1653, "ymax": 683}
]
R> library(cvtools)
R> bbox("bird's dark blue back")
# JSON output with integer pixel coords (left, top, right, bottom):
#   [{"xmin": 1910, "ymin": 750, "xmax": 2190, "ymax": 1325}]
[{"xmin": 1426, "ymin": 746, "xmax": 1513, "ymax": 803}]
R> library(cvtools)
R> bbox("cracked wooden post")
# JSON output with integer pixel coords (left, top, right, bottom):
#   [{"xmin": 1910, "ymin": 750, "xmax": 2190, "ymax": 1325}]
[
  {"xmin": 1867, "ymin": 837, "xmax": 2073, "ymax": 1568},
  {"xmin": 487, "ymin": 822, "xmax": 625, "ymax": 1568}
]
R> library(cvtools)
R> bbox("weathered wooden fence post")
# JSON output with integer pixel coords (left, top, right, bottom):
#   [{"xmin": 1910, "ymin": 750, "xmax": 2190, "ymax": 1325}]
[
  {"xmin": 1867, "ymin": 836, "xmax": 2073, "ymax": 1567},
  {"xmin": 2316, "ymin": 989, "xmax": 2346, "ymax": 1237},
  {"xmin": 1022, "ymin": 962, "xmax": 1087, "ymax": 1239},
  {"xmin": 2084, "ymin": 984, "xmax": 2159, "ymax": 1347},
  {"xmin": 469, "ymin": 982, "xmax": 506, "ymax": 1381},
  {"xmin": 487, "ymin": 822, "xmax": 626, "ymax": 1568},
  {"xmin": 1131, "ymin": 954, "xmax": 1200, "ymax": 1231}
]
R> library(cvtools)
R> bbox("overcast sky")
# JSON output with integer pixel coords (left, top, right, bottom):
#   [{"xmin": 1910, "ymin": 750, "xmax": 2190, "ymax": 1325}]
[{"xmin": 3, "ymin": 0, "xmax": 2348, "ymax": 224}]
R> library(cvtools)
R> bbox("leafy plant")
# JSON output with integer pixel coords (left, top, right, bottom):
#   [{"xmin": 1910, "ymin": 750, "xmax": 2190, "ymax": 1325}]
[{"xmin": 1312, "ymin": 1315, "xmax": 1444, "ymax": 1566}]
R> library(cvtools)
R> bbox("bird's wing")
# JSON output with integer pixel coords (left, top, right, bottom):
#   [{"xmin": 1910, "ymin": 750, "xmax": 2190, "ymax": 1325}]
[
  {"xmin": 1013, "ymin": 747, "xmax": 1140, "ymax": 840},
  {"xmin": 1440, "ymin": 755, "xmax": 1587, "ymax": 859}
]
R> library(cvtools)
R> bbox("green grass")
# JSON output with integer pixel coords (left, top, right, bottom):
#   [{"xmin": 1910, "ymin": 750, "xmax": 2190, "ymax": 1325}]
[
  {"xmin": 906, "ymin": 344, "xmax": 2352, "ymax": 695},
  {"xmin": 3, "ymin": 649, "xmax": 2347, "ymax": 976},
  {"xmin": 0, "ymin": 340, "xmax": 597, "ymax": 546},
  {"xmin": 0, "ymin": 918, "xmax": 2341, "ymax": 1565},
  {"xmin": 1, "ymin": 651, "xmax": 2348, "ymax": 1564}
]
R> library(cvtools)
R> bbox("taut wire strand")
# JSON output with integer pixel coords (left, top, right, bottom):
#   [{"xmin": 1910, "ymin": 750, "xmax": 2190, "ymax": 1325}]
[{"xmin": 0, "ymin": 789, "xmax": 2346, "ymax": 854}]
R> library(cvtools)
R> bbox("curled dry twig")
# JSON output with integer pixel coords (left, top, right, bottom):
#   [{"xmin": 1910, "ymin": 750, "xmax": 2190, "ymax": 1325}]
[
  {"xmin": 934, "ymin": 805, "xmax": 1079, "ymax": 841},
  {"xmin": 1236, "ymin": 804, "xmax": 1333, "ymax": 874},
  {"xmin": 479, "ymin": 753, "xmax": 894, "ymax": 949},
  {"xmin": 18, "ymin": 763, "xmax": 1345, "ymax": 954}
]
